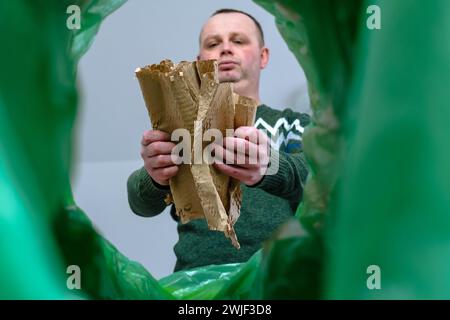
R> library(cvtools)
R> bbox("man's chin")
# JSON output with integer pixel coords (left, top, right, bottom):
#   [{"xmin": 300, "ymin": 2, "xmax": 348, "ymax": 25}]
[
  {"xmin": 218, "ymin": 75, "xmax": 240, "ymax": 83},
  {"xmin": 218, "ymin": 68, "xmax": 242, "ymax": 82}
]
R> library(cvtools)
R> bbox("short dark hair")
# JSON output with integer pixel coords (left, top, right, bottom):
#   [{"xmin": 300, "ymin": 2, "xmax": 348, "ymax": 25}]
[{"xmin": 208, "ymin": 8, "xmax": 265, "ymax": 46}]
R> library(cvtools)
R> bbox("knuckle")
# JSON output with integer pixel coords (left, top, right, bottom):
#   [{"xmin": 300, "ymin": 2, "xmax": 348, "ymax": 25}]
[
  {"xmin": 155, "ymin": 155, "xmax": 165, "ymax": 166},
  {"xmin": 142, "ymin": 130, "xmax": 153, "ymax": 141},
  {"xmin": 151, "ymin": 141, "xmax": 162, "ymax": 154}
]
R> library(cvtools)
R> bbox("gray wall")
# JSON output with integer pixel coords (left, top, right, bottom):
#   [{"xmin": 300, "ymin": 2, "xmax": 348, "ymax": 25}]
[{"xmin": 72, "ymin": 0, "xmax": 308, "ymax": 279}]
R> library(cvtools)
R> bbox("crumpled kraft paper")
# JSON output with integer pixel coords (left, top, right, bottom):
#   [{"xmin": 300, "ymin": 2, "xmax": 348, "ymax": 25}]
[{"xmin": 135, "ymin": 59, "xmax": 258, "ymax": 248}]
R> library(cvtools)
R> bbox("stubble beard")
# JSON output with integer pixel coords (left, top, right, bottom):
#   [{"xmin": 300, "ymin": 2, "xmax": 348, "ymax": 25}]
[{"xmin": 218, "ymin": 68, "xmax": 243, "ymax": 84}]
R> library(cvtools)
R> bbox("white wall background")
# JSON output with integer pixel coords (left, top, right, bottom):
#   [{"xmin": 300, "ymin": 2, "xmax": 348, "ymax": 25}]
[{"xmin": 72, "ymin": 0, "xmax": 309, "ymax": 279}]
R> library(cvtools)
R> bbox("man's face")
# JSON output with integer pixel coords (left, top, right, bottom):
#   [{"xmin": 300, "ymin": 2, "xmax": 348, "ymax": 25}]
[{"xmin": 198, "ymin": 13, "xmax": 268, "ymax": 89}]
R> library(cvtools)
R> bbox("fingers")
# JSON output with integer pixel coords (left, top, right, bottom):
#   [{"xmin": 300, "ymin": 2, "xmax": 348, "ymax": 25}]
[
  {"xmin": 213, "ymin": 144, "xmax": 260, "ymax": 169},
  {"xmin": 149, "ymin": 165, "xmax": 179, "ymax": 185},
  {"xmin": 147, "ymin": 154, "xmax": 179, "ymax": 169},
  {"xmin": 140, "ymin": 130, "xmax": 180, "ymax": 185},
  {"xmin": 234, "ymin": 126, "xmax": 269, "ymax": 145},
  {"xmin": 223, "ymin": 137, "xmax": 256, "ymax": 156},
  {"xmin": 213, "ymin": 163, "xmax": 263, "ymax": 186},
  {"xmin": 229, "ymin": 127, "xmax": 270, "ymax": 163},
  {"xmin": 220, "ymin": 136, "xmax": 270, "ymax": 167},
  {"xmin": 141, "ymin": 130, "xmax": 171, "ymax": 146},
  {"xmin": 141, "ymin": 141, "xmax": 177, "ymax": 158}
]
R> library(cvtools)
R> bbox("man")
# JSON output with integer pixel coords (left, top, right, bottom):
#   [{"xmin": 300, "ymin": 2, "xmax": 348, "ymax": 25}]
[{"xmin": 127, "ymin": 8, "xmax": 310, "ymax": 272}]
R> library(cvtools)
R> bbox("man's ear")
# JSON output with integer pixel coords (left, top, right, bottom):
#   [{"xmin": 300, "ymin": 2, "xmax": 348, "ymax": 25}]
[
  {"xmin": 196, "ymin": 54, "xmax": 200, "ymax": 61},
  {"xmin": 260, "ymin": 47, "xmax": 269, "ymax": 69}
]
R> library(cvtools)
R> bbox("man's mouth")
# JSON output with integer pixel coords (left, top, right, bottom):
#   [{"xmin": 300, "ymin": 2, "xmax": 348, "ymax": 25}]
[{"xmin": 218, "ymin": 61, "xmax": 238, "ymax": 71}]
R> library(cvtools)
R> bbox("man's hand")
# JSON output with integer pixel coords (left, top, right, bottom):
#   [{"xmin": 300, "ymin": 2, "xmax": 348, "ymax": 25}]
[
  {"xmin": 141, "ymin": 130, "xmax": 179, "ymax": 186},
  {"xmin": 213, "ymin": 126, "xmax": 270, "ymax": 186}
]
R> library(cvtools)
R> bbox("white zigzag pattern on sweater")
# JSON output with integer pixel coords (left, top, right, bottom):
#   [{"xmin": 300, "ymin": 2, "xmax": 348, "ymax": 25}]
[{"xmin": 254, "ymin": 117, "xmax": 305, "ymax": 151}]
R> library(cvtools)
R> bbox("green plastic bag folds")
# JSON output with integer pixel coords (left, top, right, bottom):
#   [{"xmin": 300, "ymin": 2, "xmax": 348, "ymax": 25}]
[{"xmin": 0, "ymin": 0, "xmax": 170, "ymax": 299}]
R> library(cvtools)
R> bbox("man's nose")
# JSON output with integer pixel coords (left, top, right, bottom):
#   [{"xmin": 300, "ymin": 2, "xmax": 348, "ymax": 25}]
[{"xmin": 220, "ymin": 41, "xmax": 233, "ymax": 56}]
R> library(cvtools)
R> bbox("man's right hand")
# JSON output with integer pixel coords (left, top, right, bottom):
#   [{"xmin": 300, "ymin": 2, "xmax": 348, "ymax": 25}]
[{"xmin": 140, "ymin": 130, "xmax": 179, "ymax": 186}]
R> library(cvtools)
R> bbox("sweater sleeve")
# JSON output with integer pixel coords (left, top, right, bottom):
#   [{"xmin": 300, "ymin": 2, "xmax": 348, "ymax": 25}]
[
  {"xmin": 249, "ymin": 149, "xmax": 308, "ymax": 204},
  {"xmin": 127, "ymin": 167, "xmax": 172, "ymax": 217}
]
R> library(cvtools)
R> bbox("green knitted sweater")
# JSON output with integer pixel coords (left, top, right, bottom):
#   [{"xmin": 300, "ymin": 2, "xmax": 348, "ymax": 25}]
[{"xmin": 127, "ymin": 104, "xmax": 310, "ymax": 272}]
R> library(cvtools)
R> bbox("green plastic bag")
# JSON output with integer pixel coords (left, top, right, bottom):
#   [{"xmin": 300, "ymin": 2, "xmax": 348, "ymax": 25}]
[
  {"xmin": 56, "ymin": 200, "xmax": 174, "ymax": 299},
  {"xmin": 326, "ymin": 0, "xmax": 450, "ymax": 299},
  {"xmin": 159, "ymin": 263, "xmax": 245, "ymax": 300},
  {"xmin": 256, "ymin": 0, "xmax": 450, "ymax": 299},
  {"xmin": 1, "ymin": 0, "xmax": 81, "ymax": 299},
  {"xmin": 0, "ymin": 0, "xmax": 168, "ymax": 299},
  {"xmin": 251, "ymin": 0, "xmax": 364, "ymax": 299}
]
